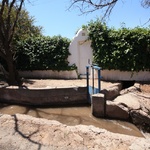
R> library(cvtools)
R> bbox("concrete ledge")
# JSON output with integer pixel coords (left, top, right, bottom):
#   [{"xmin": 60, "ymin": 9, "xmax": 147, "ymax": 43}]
[
  {"xmin": 0, "ymin": 86, "xmax": 87, "ymax": 106},
  {"xmin": 91, "ymin": 93, "xmax": 105, "ymax": 117},
  {"xmin": 19, "ymin": 70, "xmax": 78, "ymax": 79}
]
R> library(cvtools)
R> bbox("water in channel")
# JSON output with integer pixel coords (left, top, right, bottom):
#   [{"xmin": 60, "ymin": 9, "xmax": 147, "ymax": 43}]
[{"xmin": 0, "ymin": 103, "xmax": 143, "ymax": 137}]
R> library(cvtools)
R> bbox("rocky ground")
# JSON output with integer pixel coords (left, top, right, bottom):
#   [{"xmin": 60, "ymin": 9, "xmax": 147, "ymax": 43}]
[
  {"xmin": 0, "ymin": 113, "xmax": 150, "ymax": 150},
  {"xmin": 113, "ymin": 82, "xmax": 150, "ymax": 132}
]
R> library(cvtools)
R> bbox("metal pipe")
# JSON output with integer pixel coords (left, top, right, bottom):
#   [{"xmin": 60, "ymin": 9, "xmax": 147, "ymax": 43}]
[
  {"xmin": 98, "ymin": 68, "xmax": 101, "ymax": 93},
  {"xmin": 86, "ymin": 66, "xmax": 90, "ymax": 102},
  {"xmin": 92, "ymin": 66, "xmax": 101, "ymax": 93},
  {"xmin": 92, "ymin": 65, "xmax": 94, "ymax": 94}
]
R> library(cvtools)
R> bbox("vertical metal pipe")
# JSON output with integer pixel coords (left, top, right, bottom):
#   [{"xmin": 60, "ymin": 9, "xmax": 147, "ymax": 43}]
[
  {"xmin": 86, "ymin": 66, "xmax": 89, "ymax": 102},
  {"xmin": 92, "ymin": 65, "xmax": 94, "ymax": 94},
  {"xmin": 98, "ymin": 68, "xmax": 101, "ymax": 93}
]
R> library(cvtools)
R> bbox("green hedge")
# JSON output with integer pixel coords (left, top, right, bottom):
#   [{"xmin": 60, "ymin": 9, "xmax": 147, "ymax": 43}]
[
  {"xmin": 87, "ymin": 21, "xmax": 150, "ymax": 71},
  {"xmin": 16, "ymin": 35, "xmax": 74, "ymax": 71}
]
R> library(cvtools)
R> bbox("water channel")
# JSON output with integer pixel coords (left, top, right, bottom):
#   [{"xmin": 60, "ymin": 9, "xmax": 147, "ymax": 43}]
[{"xmin": 0, "ymin": 103, "xmax": 143, "ymax": 137}]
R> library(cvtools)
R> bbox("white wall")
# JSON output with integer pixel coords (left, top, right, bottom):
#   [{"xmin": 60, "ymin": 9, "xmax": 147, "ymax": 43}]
[
  {"xmin": 19, "ymin": 70, "xmax": 77, "ymax": 79},
  {"xmin": 68, "ymin": 29, "xmax": 93, "ymax": 77},
  {"xmin": 93, "ymin": 69, "xmax": 150, "ymax": 81}
]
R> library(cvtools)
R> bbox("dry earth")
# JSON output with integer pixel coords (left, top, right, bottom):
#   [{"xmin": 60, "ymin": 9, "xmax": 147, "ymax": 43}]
[
  {"xmin": 21, "ymin": 79, "xmax": 115, "ymax": 89},
  {"xmin": 21, "ymin": 79, "xmax": 150, "ymax": 93},
  {"xmin": 139, "ymin": 82, "xmax": 150, "ymax": 93},
  {"xmin": 1, "ymin": 79, "xmax": 150, "ymax": 93}
]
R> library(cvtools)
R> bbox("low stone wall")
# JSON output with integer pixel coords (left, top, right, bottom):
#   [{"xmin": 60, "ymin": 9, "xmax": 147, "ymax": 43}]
[
  {"xmin": 93, "ymin": 69, "xmax": 150, "ymax": 81},
  {"xmin": 19, "ymin": 70, "xmax": 78, "ymax": 79},
  {"xmin": 0, "ymin": 86, "xmax": 88, "ymax": 106}
]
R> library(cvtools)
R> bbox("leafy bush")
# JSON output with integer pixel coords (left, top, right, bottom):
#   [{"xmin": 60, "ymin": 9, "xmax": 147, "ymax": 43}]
[
  {"xmin": 16, "ymin": 35, "xmax": 73, "ymax": 71},
  {"xmin": 87, "ymin": 20, "xmax": 150, "ymax": 71}
]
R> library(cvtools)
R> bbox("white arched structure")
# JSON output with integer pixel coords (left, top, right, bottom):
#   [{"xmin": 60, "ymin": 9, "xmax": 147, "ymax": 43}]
[{"xmin": 68, "ymin": 29, "xmax": 93, "ymax": 77}]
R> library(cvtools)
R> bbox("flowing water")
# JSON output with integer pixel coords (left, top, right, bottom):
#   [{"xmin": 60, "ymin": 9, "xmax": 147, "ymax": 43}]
[{"xmin": 0, "ymin": 103, "xmax": 143, "ymax": 137}]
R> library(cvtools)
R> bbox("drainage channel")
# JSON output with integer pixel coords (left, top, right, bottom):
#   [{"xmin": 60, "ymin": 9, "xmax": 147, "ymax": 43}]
[{"xmin": 0, "ymin": 103, "xmax": 143, "ymax": 137}]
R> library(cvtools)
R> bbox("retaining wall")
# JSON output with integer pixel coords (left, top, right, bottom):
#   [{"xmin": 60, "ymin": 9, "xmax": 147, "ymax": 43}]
[
  {"xmin": 93, "ymin": 69, "xmax": 150, "ymax": 81},
  {"xmin": 0, "ymin": 86, "xmax": 88, "ymax": 106},
  {"xmin": 19, "ymin": 70, "xmax": 78, "ymax": 79}
]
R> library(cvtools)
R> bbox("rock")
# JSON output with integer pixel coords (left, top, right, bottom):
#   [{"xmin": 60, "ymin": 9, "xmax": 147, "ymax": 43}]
[
  {"xmin": 113, "ymin": 89, "xmax": 150, "ymax": 132},
  {"xmin": 0, "ymin": 113, "xmax": 150, "ymax": 150},
  {"xmin": 92, "ymin": 83, "xmax": 150, "ymax": 132},
  {"xmin": 137, "ymin": 92, "xmax": 150, "ymax": 114},
  {"xmin": 106, "ymin": 101, "xmax": 129, "ymax": 120},
  {"xmin": 100, "ymin": 83, "xmax": 122, "ymax": 100},
  {"xmin": 114, "ymin": 93, "xmax": 141, "ymax": 110},
  {"xmin": 130, "ymin": 109, "xmax": 150, "ymax": 132},
  {"xmin": 129, "ymin": 135, "xmax": 150, "ymax": 150},
  {"xmin": 120, "ymin": 83, "xmax": 140, "ymax": 95}
]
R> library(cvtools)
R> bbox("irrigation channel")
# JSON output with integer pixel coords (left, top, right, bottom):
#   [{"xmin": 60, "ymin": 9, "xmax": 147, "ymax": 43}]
[
  {"xmin": 0, "ymin": 65, "xmax": 145, "ymax": 138},
  {"xmin": 0, "ymin": 103, "xmax": 143, "ymax": 137}
]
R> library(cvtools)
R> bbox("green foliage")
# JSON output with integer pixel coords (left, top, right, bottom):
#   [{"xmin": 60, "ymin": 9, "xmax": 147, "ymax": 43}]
[
  {"xmin": 14, "ymin": 9, "xmax": 43, "ymax": 41},
  {"xmin": 87, "ymin": 20, "xmax": 150, "ymax": 71},
  {"xmin": 0, "ymin": 4, "xmax": 42, "ymax": 43},
  {"xmin": 16, "ymin": 35, "xmax": 73, "ymax": 71}
]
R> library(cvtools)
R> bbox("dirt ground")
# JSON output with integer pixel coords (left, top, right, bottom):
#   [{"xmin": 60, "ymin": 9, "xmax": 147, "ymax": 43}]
[
  {"xmin": 139, "ymin": 82, "xmax": 150, "ymax": 93},
  {"xmin": 21, "ymin": 79, "xmax": 117, "ymax": 89},
  {"xmin": 0, "ymin": 78, "xmax": 150, "ymax": 93},
  {"xmin": 21, "ymin": 79, "xmax": 150, "ymax": 93}
]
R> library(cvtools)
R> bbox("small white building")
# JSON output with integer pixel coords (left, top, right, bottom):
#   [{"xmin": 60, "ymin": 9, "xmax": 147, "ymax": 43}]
[{"xmin": 68, "ymin": 29, "xmax": 93, "ymax": 78}]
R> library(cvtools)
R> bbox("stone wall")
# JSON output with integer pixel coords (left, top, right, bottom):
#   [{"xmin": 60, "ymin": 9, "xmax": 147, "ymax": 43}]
[
  {"xmin": 19, "ymin": 70, "xmax": 78, "ymax": 79},
  {"xmin": 0, "ymin": 86, "xmax": 88, "ymax": 106},
  {"xmin": 101, "ymin": 70, "xmax": 150, "ymax": 81}
]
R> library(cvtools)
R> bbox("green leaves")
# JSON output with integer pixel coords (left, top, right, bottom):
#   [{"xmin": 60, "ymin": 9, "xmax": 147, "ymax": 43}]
[
  {"xmin": 87, "ymin": 20, "xmax": 150, "ymax": 71},
  {"xmin": 16, "ymin": 35, "xmax": 72, "ymax": 71}
]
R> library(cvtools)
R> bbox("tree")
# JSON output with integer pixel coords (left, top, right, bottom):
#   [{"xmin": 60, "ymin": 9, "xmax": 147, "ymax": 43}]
[
  {"xmin": 14, "ymin": 9, "xmax": 42, "ymax": 42},
  {"xmin": 0, "ymin": 0, "xmax": 25, "ymax": 85},
  {"xmin": 69, "ymin": 0, "xmax": 150, "ymax": 19},
  {"xmin": 0, "ymin": 0, "xmax": 42, "ymax": 85}
]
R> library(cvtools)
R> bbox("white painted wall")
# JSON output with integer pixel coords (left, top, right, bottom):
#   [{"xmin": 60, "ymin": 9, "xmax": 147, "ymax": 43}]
[
  {"xmin": 68, "ymin": 29, "xmax": 93, "ymax": 77},
  {"xmin": 93, "ymin": 69, "xmax": 150, "ymax": 81},
  {"xmin": 19, "ymin": 70, "xmax": 77, "ymax": 79}
]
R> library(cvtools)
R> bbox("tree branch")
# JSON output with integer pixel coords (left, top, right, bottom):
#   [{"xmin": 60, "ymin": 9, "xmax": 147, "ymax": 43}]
[
  {"xmin": 141, "ymin": 0, "xmax": 150, "ymax": 8},
  {"xmin": 68, "ymin": 0, "xmax": 118, "ymax": 19},
  {"xmin": 9, "ymin": 0, "xmax": 25, "ymax": 44}
]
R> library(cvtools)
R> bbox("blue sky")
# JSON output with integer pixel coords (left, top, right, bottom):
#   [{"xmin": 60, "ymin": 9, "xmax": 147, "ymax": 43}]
[{"xmin": 25, "ymin": 0, "xmax": 150, "ymax": 39}]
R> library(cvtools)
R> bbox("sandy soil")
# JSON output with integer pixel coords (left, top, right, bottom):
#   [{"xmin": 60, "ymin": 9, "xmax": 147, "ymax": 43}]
[
  {"xmin": 0, "ymin": 78, "xmax": 150, "ymax": 93},
  {"xmin": 139, "ymin": 82, "xmax": 150, "ymax": 93},
  {"xmin": 21, "ymin": 79, "xmax": 117, "ymax": 89},
  {"xmin": 22, "ymin": 79, "xmax": 150, "ymax": 93}
]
